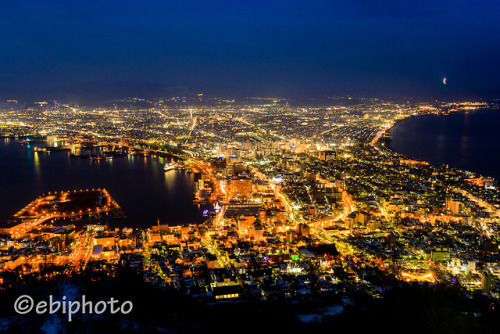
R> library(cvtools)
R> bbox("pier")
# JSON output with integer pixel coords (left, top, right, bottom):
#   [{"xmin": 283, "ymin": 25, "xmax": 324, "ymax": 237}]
[{"xmin": 0, "ymin": 188, "xmax": 121, "ymax": 238}]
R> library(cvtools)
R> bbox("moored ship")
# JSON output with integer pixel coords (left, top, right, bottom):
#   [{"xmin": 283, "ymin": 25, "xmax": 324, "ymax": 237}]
[{"xmin": 164, "ymin": 162, "xmax": 179, "ymax": 171}]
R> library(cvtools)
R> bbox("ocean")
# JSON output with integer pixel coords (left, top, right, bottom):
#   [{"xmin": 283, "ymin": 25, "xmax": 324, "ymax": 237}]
[
  {"xmin": 390, "ymin": 108, "xmax": 500, "ymax": 181},
  {"xmin": 0, "ymin": 138, "xmax": 207, "ymax": 227}
]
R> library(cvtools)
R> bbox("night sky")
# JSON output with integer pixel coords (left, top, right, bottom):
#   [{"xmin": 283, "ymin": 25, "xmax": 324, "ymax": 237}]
[{"xmin": 1, "ymin": 0, "xmax": 499, "ymax": 101}]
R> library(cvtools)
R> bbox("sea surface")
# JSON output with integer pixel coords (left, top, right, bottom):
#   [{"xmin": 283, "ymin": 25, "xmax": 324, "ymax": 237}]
[
  {"xmin": 0, "ymin": 138, "xmax": 207, "ymax": 227},
  {"xmin": 390, "ymin": 108, "xmax": 500, "ymax": 181}
]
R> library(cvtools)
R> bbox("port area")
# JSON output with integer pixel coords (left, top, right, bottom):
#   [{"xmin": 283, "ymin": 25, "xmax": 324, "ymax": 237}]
[
  {"xmin": 33, "ymin": 146, "xmax": 71, "ymax": 153},
  {"xmin": 0, "ymin": 189, "xmax": 121, "ymax": 238}
]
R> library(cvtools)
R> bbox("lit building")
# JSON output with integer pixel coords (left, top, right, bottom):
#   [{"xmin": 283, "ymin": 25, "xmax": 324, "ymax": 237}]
[
  {"xmin": 229, "ymin": 178, "xmax": 253, "ymax": 198},
  {"xmin": 481, "ymin": 271, "xmax": 497, "ymax": 292},
  {"xmin": 252, "ymin": 220, "xmax": 264, "ymax": 241},
  {"xmin": 431, "ymin": 248, "xmax": 451, "ymax": 262},
  {"xmin": 318, "ymin": 150, "xmax": 336, "ymax": 161},
  {"xmin": 446, "ymin": 197, "xmax": 461, "ymax": 215}
]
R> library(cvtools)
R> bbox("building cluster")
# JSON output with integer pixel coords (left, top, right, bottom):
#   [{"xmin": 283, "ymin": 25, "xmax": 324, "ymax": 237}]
[{"xmin": 1, "ymin": 97, "xmax": 500, "ymax": 300}]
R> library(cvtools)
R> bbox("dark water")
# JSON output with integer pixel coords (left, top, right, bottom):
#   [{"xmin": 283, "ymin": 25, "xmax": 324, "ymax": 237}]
[
  {"xmin": 0, "ymin": 138, "xmax": 206, "ymax": 227},
  {"xmin": 390, "ymin": 109, "xmax": 500, "ymax": 181}
]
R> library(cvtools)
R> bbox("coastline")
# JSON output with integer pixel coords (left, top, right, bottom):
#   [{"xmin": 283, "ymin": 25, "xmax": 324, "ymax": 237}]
[
  {"xmin": 374, "ymin": 113, "xmax": 425, "ymax": 153},
  {"xmin": 376, "ymin": 108, "xmax": 500, "ymax": 182},
  {"xmin": 381, "ymin": 105, "xmax": 500, "ymax": 149},
  {"xmin": 0, "ymin": 139, "xmax": 205, "ymax": 226}
]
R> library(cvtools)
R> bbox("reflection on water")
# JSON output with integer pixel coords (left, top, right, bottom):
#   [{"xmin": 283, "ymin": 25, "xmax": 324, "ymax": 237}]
[
  {"xmin": 0, "ymin": 139, "xmax": 204, "ymax": 227},
  {"xmin": 459, "ymin": 136, "xmax": 471, "ymax": 166},
  {"xmin": 33, "ymin": 151, "xmax": 41, "ymax": 180},
  {"xmin": 390, "ymin": 109, "xmax": 500, "ymax": 180}
]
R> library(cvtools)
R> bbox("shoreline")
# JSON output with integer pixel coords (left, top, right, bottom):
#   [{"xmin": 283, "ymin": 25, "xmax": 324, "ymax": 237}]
[
  {"xmin": 376, "ymin": 108, "xmax": 499, "ymax": 182},
  {"xmin": 0, "ymin": 139, "xmax": 205, "ymax": 227}
]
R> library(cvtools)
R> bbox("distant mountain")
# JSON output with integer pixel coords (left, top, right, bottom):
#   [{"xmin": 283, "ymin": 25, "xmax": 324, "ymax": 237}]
[
  {"xmin": 51, "ymin": 81, "xmax": 169, "ymax": 104},
  {"xmin": 0, "ymin": 81, "xmax": 194, "ymax": 105}
]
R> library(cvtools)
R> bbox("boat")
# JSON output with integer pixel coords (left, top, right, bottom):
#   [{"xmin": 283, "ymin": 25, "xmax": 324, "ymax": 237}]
[{"xmin": 164, "ymin": 162, "xmax": 179, "ymax": 171}]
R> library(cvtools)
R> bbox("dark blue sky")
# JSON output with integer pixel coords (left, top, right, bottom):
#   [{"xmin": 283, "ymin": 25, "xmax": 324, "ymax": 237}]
[{"xmin": 1, "ymin": 0, "xmax": 499, "ymax": 100}]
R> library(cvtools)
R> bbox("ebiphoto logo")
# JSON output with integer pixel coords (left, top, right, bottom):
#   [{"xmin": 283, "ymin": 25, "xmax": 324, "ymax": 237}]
[{"xmin": 14, "ymin": 295, "xmax": 133, "ymax": 322}]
